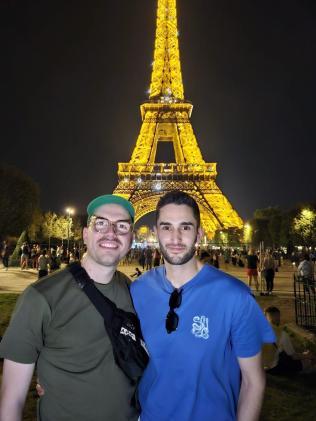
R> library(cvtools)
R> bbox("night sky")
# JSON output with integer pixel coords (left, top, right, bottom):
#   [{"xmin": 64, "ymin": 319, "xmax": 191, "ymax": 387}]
[{"xmin": 2, "ymin": 0, "xmax": 316, "ymax": 223}]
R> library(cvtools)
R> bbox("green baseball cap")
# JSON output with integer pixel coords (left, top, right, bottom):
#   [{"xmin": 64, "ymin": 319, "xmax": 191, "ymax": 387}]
[{"xmin": 87, "ymin": 194, "xmax": 135, "ymax": 222}]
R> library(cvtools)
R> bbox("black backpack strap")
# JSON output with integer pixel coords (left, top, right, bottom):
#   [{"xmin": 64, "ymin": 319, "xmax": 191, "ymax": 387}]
[
  {"xmin": 68, "ymin": 262, "xmax": 116, "ymax": 325},
  {"xmin": 68, "ymin": 261, "xmax": 148, "ymax": 388}
]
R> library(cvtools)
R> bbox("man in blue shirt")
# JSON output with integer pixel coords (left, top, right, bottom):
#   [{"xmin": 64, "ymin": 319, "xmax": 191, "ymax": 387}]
[{"xmin": 131, "ymin": 191, "xmax": 275, "ymax": 421}]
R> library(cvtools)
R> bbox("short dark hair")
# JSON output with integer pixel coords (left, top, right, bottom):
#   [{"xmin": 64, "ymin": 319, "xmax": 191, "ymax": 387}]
[
  {"xmin": 264, "ymin": 306, "xmax": 280, "ymax": 316},
  {"xmin": 155, "ymin": 191, "xmax": 200, "ymax": 226}
]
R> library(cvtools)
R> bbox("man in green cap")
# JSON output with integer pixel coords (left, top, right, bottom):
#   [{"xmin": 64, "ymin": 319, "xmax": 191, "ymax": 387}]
[{"xmin": 0, "ymin": 195, "xmax": 139, "ymax": 421}]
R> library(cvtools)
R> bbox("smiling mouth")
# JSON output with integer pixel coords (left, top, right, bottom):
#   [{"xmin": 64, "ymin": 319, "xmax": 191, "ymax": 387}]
[{"xmin": 99, "ymin": 241, "xmax": 120, "ymax": 249}]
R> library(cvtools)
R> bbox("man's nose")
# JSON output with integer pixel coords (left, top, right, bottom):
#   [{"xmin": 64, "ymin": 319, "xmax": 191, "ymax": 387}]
[
  {"xmin": 105, "ymin": 223, "xmax": 117, "ymax": 237},
  {"xmin": 170, "ymin": 228, "xmax": 182, "ymax": 241}
]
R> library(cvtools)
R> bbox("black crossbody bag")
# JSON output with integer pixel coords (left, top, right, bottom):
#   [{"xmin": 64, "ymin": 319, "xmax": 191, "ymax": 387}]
[{"xmin": 68, "ymin": 262, "xmax": 149, "ymax": 384}]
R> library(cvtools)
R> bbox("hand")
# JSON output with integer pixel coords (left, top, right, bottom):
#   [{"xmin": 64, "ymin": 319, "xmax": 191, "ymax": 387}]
[{"xmin": 36, "ymin": 381, "xmax": 45, "ymax": 397}]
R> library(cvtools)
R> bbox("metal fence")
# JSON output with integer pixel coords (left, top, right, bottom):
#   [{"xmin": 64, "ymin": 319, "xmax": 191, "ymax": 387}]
[{"xmin": 294, "ymin": 274, "xmax": 316, "ymax": 332}]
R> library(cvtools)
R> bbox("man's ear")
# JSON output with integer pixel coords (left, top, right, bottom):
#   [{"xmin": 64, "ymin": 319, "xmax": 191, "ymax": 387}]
[
  {"xmin": 197, "ymin": 226, "xmax": 204, "ymax": 244},
  {"xmin": 153, "ymin": 225, "xmax": 158, "ymax": 235},
  {"xmin": 82, "ymin": 227, "xmax": 88, "ymax": 244}
]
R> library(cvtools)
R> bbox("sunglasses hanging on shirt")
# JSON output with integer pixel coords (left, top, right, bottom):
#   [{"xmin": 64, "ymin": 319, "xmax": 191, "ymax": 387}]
[{"xmin": 166, "ymin": 288, "xmax": 183, "ymax": 334}]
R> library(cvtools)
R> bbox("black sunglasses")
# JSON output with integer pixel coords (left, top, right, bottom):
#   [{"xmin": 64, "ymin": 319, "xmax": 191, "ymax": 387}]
[{"xmin": 166, "ymin": 288, "xmax": 183, "ymax": 334}]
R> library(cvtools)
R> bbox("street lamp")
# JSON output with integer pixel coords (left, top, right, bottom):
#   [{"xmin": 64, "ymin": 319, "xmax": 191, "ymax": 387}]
[{"xmin": 65, "ymin": 207, "xmax": 75, "ymax": 256}]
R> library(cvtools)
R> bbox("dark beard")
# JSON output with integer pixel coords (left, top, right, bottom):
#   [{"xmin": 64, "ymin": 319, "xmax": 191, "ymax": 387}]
[{"xmin": 159, "ymin": 242, "xmax": 196, "ymax": 265}]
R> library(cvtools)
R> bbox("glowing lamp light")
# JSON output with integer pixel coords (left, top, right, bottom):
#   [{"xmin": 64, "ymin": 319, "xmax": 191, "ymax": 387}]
[
  {"xmin": 65, "ymin": 207, "xmax": 75, "ymax": 253},
  {"xmin": 66, "ymin": 207, "xmax": 74, "ymax": 216}
]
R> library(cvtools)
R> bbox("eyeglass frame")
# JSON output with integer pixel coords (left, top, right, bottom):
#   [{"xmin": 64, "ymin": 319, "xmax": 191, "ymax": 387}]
[
  {"xmin": 88, "ymin": 215, "xmax": 134, "ymax": 236},
  {"xmin": 165, "ymin": 288, "xmax": 183, "ymax": 334}
]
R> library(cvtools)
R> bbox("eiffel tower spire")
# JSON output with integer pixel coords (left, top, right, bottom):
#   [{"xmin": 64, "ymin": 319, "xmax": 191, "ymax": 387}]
[
  {"xmin": 113, "ymin": 0, "xmax": 243, "ymax": 238},
  {"xmin": 149, "ymin": 0, "xmax": 184, "ymax": 100}
]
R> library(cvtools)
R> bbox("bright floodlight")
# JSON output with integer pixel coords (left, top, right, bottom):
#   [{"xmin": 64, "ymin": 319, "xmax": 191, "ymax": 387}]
[{"xmin": 66, "ymin": 207, "xmax": 75, "ymax": 216}]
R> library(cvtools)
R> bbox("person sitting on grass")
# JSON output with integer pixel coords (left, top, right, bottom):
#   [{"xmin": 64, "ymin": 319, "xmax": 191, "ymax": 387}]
[{"xmin": 263, "ymin": 306, "xmax": 315, "ymax": 375}]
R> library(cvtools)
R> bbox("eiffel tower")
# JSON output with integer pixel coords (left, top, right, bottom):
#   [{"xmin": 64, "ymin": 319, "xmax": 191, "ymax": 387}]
[{"xmin": 113, "ymin": 0, "xmax": 243, "ymax": 238}]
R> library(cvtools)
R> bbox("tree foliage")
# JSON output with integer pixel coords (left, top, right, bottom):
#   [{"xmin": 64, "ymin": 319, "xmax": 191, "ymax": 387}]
[
  {"xmin": 0, "ymin": 164, "xmax": 39, "ymax": 238},
  {"xmin": 10, "ymin": 230, "xmax": 28, "ymax": 266},
  {"xmin": 250, "ymin": 205, "xmax": 316, "ymax": 248},
  {"xmin": 252, "ymin": 207, "xmax": 283, "ymax": 247},
  {"xmin": 293, "ymin": 208, "xmax": 316, "ymax": 246},
  {"xmin": 28, "ymin": 208, "xmax": 44, "ymax": 241}
]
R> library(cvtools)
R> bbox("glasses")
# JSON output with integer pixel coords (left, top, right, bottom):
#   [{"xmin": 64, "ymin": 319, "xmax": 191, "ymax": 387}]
[
  {"xmin": 166, "ymin": 288, "xmax": 182, "ymax": 334},
  {"xmin": 89, "ymin": 215, "xmax": 133, "ymax": 235}
]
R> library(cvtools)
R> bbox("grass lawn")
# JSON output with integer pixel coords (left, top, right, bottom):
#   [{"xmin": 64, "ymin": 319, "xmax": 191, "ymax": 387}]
[{"xmin": 1, "ymin": 294, "xmax": 316, "ymax": 420}]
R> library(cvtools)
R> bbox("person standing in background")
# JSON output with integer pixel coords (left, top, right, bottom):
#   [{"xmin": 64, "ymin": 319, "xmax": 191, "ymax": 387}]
[
  {"xmin": 246, "ymin": 248, "xmax": 259, "ymax": 293},
  {"xmin": 37, "ymin": 249, "xmax": 50, "ymax": 278},
  {"xmin": 262, "ymin": 250, "xmax": 275, "ymax": 295}
]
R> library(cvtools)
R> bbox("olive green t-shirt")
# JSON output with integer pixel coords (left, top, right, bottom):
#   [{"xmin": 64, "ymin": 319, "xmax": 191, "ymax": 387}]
[{"xmin": 0, "ymin": 268, "xmax": 139, "ymax": 421}]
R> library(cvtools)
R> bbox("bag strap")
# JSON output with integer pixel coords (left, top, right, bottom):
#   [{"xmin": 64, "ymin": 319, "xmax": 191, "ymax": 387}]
[{"xmin": 68, "ymin": 262, "xmax": 117, "ymax": 325}]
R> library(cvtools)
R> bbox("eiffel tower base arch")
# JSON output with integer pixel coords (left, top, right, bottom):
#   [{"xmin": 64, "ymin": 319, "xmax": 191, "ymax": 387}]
[{"xmin": 114, "ymin": 178, "xmax": 242, "ymax": 239}]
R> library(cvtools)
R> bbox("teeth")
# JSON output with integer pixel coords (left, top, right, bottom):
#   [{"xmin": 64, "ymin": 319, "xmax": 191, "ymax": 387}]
[{"xmin": 99, "ymin": 242, "xmax": 118, "ymax": 249}]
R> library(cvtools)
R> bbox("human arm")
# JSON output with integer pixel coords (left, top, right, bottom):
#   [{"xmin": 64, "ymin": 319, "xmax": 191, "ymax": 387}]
[
  {"xmin": 0, "ymin": 359, "xmax": 35, "ymax": 421},
  {"xmin": 280, "ymin": 330, "xmax": 314, "ymax": 361},
  {"xmin": 237, "ymin": 352, "xmax": 266, "ymax": 421}
]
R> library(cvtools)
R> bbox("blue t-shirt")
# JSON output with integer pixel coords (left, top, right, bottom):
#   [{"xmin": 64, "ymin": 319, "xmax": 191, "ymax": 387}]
[{"xmin": 130, "ymin": 264, "xmax": 275, "ymax": 421}]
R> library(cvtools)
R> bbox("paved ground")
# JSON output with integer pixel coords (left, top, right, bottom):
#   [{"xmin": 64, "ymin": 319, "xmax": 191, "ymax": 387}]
[
  {"xmin": 0, "ymin": 260, "xmax": 300, "ymax": 328},
  {"xmin": 0, "ymin": 259, "xmax": 297, "ymax": 294}
]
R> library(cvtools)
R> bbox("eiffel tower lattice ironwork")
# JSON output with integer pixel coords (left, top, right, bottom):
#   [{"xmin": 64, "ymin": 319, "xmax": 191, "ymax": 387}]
[{"xmin": 113, "ymin": 0, "xmax": 243, "ymax": 238}]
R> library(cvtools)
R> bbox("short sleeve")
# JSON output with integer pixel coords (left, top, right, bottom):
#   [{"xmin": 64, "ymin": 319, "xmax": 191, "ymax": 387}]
[
  {"xmin": 231, "ymin": 293, "xmax": 276, "ymax": 358},
  {"xmin": 0, "ymin": 286, "xmax": 51, "ymax": 363},
  {"xmin": 279, "ymin": 330, "xmax": 295, "ymax": 356}
]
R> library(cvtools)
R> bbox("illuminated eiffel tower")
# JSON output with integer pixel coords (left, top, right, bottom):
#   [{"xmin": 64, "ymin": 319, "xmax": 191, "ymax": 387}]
[{"xmin": 113, "ymin": 0, "xmax": 243, "ymax": 238}]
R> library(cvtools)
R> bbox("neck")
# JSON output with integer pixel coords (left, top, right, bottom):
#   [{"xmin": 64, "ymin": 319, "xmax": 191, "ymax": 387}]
[
  {"xmin": 165, "ymin": 257, "xmax": 203, "ymax": 289},
  {"xmin": 81, "ymin": 255, "xmax": 116, "ymax": 284}
]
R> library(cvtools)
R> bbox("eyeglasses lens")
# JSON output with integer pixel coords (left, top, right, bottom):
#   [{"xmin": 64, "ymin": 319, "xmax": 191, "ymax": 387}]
[{"xmin": 92, "ymin": 217, "xmax": 132, "ymax": 235}]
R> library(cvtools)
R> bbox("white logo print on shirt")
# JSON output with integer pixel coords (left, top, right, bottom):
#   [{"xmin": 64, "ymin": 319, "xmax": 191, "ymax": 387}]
[{"xmin": 191, "ymin": 316, "xmax": 209, "ymax": 339}]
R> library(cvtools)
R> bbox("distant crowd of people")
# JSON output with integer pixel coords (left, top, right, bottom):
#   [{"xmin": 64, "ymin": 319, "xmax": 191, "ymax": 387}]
[
  {"xmin": 120, "ymin": 245, "xmax": 316, "ymax": 300},
  {"xmin": 1, "ymin": 240, "xmax": 315, "ymax": 292},
  {"xmin": 0, "ymin": 240, "xmax": 85, "ymax": 279}
]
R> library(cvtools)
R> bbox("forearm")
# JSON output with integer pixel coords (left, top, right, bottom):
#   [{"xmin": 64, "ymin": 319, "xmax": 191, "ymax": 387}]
[
  {"xmin": 0, "ymin": 397, "xmax": 24, "ymax": 421},
  {"xmin": 237, "ymin": 372, "xmax": 266, "ymax": 421},
  {"xmin": 0, "ymin": 360, "xmax": 35, "ymax": 421}
]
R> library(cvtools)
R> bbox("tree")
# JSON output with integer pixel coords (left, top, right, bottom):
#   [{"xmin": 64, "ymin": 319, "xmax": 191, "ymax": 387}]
[
  {"xmin": 10, "ymin": 230, "xmax": 28, "ymax": 266},
  {"xmin": 42, "ymin": 212, "xmax": 59, "ymax": 249},
  {"xmin": 252, "ymin": 207, "xmax": 283, "ymax": 247},
  {"xmin": 243, "ymin": 224, "xmax": 252, "ymax": 246},
  {"xmin": 279, "ymin": 210, "xmax": 294, "ymax": 251},
  {"xmin": 72, "ymin": 216, "xmax": 83, "ymax": 243},
  {"xmin": 251, "ymin": 218, "xmax": 271, "ymax": 247},
  {"xmin": 55, "ymin": 215, "xmax": 72, "ymax": 244},
  {"xmin": 136, "ymin": 225, "xmax": 150, "ymax": 243},
  {"xmin": 293, "ymin": 208, "xmax": 316, "ymax": 246},
  {"xmin": 213, "ymin": 230, "xmax": 228, "ymax": 246},
  {"xmin": 28, "ymin": 208, "xmax": 44, "ymax": 242},
  {"xmin": 0, "ymin": 164, "xmax": 39, "ymax": 238}
]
